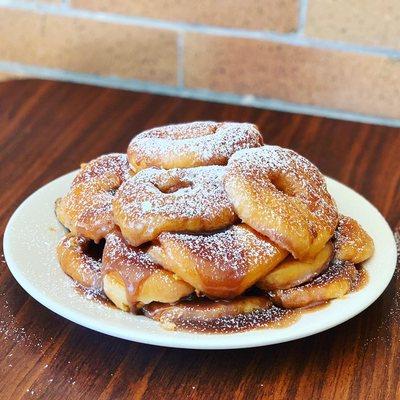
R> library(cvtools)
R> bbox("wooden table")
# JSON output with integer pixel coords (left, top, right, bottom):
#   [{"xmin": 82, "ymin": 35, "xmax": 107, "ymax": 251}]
[{"xmin": 0, "ymin": 79, "xmax": 399, "ymax": 400}]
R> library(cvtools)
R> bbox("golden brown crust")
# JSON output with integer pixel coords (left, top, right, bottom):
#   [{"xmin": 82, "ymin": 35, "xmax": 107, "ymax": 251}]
[
  {"xmin": 142, "ymin": 296, "xmax": 272, "ymax": 330},
  {"xmin": 56, "ymin": 234, "xmax": 102, "ymax": 290},
  {"xmin": 103, "ymin": 269, "xmax": 194, "ymax": 312},
  {"xmin": 55, "ymin": 154, "xmax": 132, "ymax": 242},
  {"xmin": 224, "ymin": 146, "xmax": 338, "ymax": 260},
  {"xmin": 148, "ymin": 224, "xmax": 288, "ymax": 298},
  {"xmin": 102, "ymin": 230, "xmax": 193, "ymax": 311},
  {"xmin": 257, "ymin": 242, "xmax": 333, "ymax": 291},
  {"xmin": 127, "ymin": 121, "xmax": 263, "ymax": 171},
  {"xmin": 113, "ymin": 166, "xmax": 237, "ymax": 246},
  {"xmin": 270, "ymin": 260, "xmax": 358, "ymax": 308},
  {"xmin": 54, "ymin": 125, "xmax": 374, "ymax": 329},
  {"xmin": 335, "ymin": 215, "xmax": 374, "ymax": 263}
]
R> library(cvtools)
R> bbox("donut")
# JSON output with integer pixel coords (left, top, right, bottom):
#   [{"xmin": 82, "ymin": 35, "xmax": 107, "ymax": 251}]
[
  {"xmin": 257, "ymin": 242, "xmax": 333, "ymax": 291},
  {"xmin": 127, "ymin": 121, "xmax": 263, "ymax": 171},
  {"xmin": 102, "ymin": 230, "xmax": 193, "ymax": 312},
  {"xmin": 55, "ymin": 153, "xmax": 132, "ymax": 242},
  {"xmin": 224, "ymin": 146, "xmax": 338, "ymax": 260},
  {"xmin": 113, "ymin": 166, "xmax": 237, "ymax": 246},
  {"xmin": 56, "ymin": 234, "xmax": 103, "ymax": 290},
  {"xmin": 335, "ymin": 215, "xmax": 374, "ymax": 263},
  {"xmin": 143, "ymin": 296, "xmax": 272, "ymax": 331},
  {"xmin": 269, "ymin": 259, "xmax": 358, "ymax": 308},
  {"xmin": 148, "ymin": 224, "xmax": 288, "ymax": 298}
]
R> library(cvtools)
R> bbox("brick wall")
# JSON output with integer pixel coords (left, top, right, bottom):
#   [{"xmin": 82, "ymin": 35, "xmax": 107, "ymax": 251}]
[{"xmin": 0, "ymin": 0, "xmax": 399, "ymax": 125}]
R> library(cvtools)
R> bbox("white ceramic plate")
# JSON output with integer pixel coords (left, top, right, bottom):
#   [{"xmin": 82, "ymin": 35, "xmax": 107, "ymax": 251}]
[{"xmin": 3, "ymin": 171, "xmax": 397, "ymax": 349}]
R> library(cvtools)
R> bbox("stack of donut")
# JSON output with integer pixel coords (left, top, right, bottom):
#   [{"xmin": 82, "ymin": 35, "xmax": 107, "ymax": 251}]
[{"xmin": 55, "ymin": 121, "xmax": 374, "ymax": 330}]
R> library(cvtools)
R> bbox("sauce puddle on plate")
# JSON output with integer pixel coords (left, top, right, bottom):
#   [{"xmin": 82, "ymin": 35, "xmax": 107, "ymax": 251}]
[{"xmin": 73, "ymin": 246, "xmax": 368, "ymax": 334}]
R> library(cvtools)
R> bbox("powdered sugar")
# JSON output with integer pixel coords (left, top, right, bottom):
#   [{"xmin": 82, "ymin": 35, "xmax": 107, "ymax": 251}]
[
  {"xmin": 117, "ymin": 166, "xmax": 233, "ymax": 220},
  {"xmin": 56, "ymin": 153, "xmax": 132, "ymax": 241},
  {"xmin": 103, "ymin": 230, "xmax": 157, "ymax": 271},
  {"xmin": 225, "ymin": 145, "xmax": 338, "ymax": 258},
  {"xmin": 44, "ymin": 124, "xmax": 377, "ymax": 334},
  {"xmin": 143, "ymin": 297, "xmax": 296, "ymax": 333},
  {"xmin": 57, "ymin": 235, "xmax": 103, "ymax": 289},
  {"xmin": 113, "ymin": 166, "xmax": 236, "ymax": 245},
  {"xmin": 228, "ymin": 145, "xmax": 337, "ymax": 224},
  {"xmin": 71, "ymin": 153, "xmax": 132, "ymax": 186},
  {"xmin": 0, "ymin": 290, "xmax": 46, "ymax": 349},
  {"xmin": 334, "ymin": 214, "xmax": 374, "ymax": 263},
  {"xmin": 128, "ymin": 121, "xmax": 263, "ymax": 169},
  {"xmin": 159, "ymin": 225, "xmax": 282, "ymax": 275},
  {"xmin": 311, "ymin": 258, "xmax": 358, "ymax": 286},
  {"xmin": 102, "ymin": 230, "xmax": 159, "ymax": 307}
]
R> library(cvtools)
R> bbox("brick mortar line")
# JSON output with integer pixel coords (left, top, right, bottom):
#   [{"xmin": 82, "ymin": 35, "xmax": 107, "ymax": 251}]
[
  {"xmin": 176, "ymin": 32, "xmax": 185, "ymax": 88},
  {"xmin": 297, "ymin": 0, "xmax": 309, "ymax": 35},
  {"xmin": 0, "ymin": 0, "xmax": 400, "ymax": 59},
  {"xmin": 0, "ymin": 60, "xmax": 399, "ymax": 128}
]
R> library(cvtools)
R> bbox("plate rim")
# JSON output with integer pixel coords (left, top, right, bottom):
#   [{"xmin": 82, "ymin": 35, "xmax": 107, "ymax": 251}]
[{"xmin": 3, "ymin": 171, "xmax": 397, "ymax": 350}]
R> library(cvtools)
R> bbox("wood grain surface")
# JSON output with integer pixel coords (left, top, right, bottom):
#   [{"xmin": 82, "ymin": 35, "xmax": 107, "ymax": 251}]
[{"xmin": 0, "ymin": 79, "xmax": 399, "ymax": 400}]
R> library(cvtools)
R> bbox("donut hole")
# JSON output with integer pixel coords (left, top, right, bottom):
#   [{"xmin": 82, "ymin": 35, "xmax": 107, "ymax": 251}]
[
  {"xmin": 270, "ymin": 174, "xmax": 297, "ymax": 197},
  {"xmin": 57, "ymin": 235, "xmax": 104, "ymax": 290},
  {"xmin": 155, "ymin": 179, "xmax": 193, "ymax": 194},
  {"xmin": 85, "ymin": 238, "xmax": 105, "ymax": 261}
]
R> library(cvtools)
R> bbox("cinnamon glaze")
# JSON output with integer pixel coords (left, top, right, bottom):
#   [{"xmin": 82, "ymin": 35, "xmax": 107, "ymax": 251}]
[
  {"xmin": 73, "ymin": 283, "xmax": 115, "ymax": 308},
  {"xmin": 69, "ymin": 235, "xmax": 369, "ymax": 334},
  {"xmin": 142, "ymin": 296, "xmax": 298, "ymax": 333},
  {"xmin": 140, "ymin": 263, "xmax": 368, "ymax": 333},
  {"xmin": 150, "ymin": 224, "xmax": 287, "ymax": 298},
  {"xmin": 351, "ymin": 266, "xmax": 369, "ymax": 292},
  {"xmin": 102, "ymin": 230, "xmax": 159, "ymax": 310}
]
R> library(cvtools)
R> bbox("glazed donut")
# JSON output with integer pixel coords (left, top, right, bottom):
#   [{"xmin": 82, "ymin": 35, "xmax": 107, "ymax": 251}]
[
  {"xmin": 148, "ymin": 224, "xmax": 288, "ymax": 298},
  {"xmin": 224, "ymin": 146, "xmax": 338, "ymax": 260},
  {"xmin": 127, "ymin": 121, "xmax": 263, "ymax": 171},
  {"xmin": 55, "ymin": 153, "xmax": 132, "ymax": 242},
  {"xmin": 335, "ymin": 215, "xmax": 374, "ymax": 263},
  {"xmin": 56, "ymin": 234, "xmax": 103, "ymax": 290},
  {"xmin": 102, "ymin": 230, "xmax": 193, "ymax": 312},
  {"xmin": 269, "ymin": 259, "xmax": 358, "ymax": 308},
  {"xmin": 257, "ymin": 242, "xmax": 333, "ymax": 291},
  {"xmin": 113, "ymin": 166, "xmax": 237, "ymax": 246}
]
